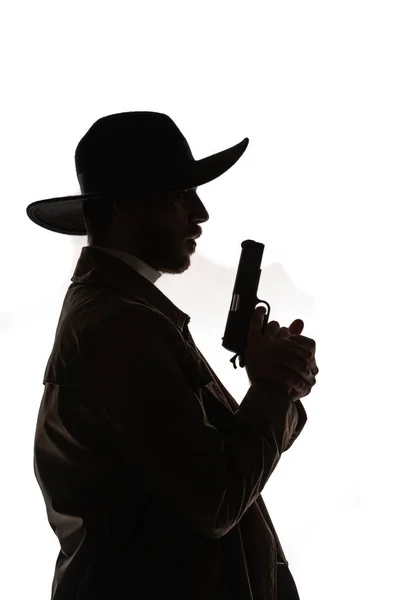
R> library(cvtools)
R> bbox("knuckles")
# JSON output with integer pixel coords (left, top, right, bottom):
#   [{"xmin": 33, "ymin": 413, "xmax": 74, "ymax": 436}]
[{"xmin": 290, "ymin": 333, "xmax": 316, "ymax": 353}]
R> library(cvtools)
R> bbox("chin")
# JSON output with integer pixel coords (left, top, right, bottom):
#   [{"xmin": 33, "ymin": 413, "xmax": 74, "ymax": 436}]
[
  {"xmin": 143, "ymin": 241, "xmax": 194, "ymax": 275},
  {"xmin": 159, "ymin": 260, "xmax": 191, "ymax": 275},
  {"xmin": 159, "ymin": 252, "xmax": 192, "ymax": 275}
]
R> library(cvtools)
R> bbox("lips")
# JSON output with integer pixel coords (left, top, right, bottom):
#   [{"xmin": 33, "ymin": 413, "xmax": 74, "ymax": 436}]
[{"xmin": 186, "ymin": 231, "xmax": 201, "ymax": 240}]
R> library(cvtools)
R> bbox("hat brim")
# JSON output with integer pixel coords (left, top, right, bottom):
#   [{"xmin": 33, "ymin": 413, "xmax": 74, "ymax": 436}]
[{"xmin": 26, "ymin": 137, "xmax": 249, "ymax": 236}]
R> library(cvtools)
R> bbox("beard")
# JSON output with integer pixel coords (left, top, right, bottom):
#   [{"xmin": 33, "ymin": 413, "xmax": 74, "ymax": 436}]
[{"xmin": 132, "ymin": 231, "xmax": 194, "ymax": 275}]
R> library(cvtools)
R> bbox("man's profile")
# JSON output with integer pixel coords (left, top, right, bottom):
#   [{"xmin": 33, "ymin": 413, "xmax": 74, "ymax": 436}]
[{"xmin": 82, "ymin": 186, "xmax": 207, "ymax": 276}]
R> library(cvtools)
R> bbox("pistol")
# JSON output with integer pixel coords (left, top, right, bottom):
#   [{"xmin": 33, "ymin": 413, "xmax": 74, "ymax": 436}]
[{"xmin": 221, "ymin": 240, "xmax": 271, "ymax": 369}]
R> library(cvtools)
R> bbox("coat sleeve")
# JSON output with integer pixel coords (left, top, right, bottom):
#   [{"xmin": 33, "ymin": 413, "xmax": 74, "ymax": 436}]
[
  {"xmin": 83, "ymin": 308, "xmax": 301, "ymax": 540},
  {"xmin": 283, "ymin": 399, "xmax": 308, "ymax": 451}
]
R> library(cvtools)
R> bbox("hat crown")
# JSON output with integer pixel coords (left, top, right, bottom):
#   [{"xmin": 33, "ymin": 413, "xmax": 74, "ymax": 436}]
[
  {"xmin": 74, "ymin": 112, "xmax": 195, "ymax": 195},
  {"xmin": 75, "ymin": 111, "xmax": 193, "ymax": 174}
]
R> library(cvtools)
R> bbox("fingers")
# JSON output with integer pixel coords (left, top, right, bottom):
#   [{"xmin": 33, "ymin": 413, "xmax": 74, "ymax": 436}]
[
  {"xmin": 290, "ymin": 333, "xmax": 316, "ymax": 355},
  {"xmin": 279, "ymin": 336, "xmax": 314, "ymax": 360},
  {"xmin": 249, "ymin": 306, "xmax": 267, "ymax": 339},
  {"xmin": 288, "ymin": 319, "xmax": 304, "ymax": 335},
  {"xmin": 286, "ymin": 331, "xmax": 318, "ymax": 376},
  {"xmin": 277, "ymin": 327, "xmax": 291, "ymax": 339},
  {"xmin": 293, "ymin": 376, "xmax": 315, "ymax": 398},
  {"xmin": 274, "ymin": 360, "xmax": 315, "ymax": 398},
  {"xmin": 264, "ymin": 321, "xmax": 281, "ymax": 338},
  {"xmin": 282, "ymin": 338, "xmax": 319, "ymax": 376},
  {"xmin": 250, "ymin": 306, "xmax": 281, "ymax": 338},
  {"xmin": 286, "ymin": 363, "xmax": 316, "ymax": 395},
  {"xmin": 291, "ymin": 381, "xmax": 313, "ymax": 400}
]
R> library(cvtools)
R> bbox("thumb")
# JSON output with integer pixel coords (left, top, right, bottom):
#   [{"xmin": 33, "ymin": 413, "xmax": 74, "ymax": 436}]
[{"xmin": 288, "ymin": 319, "xmax": 304, "ymax": 335}]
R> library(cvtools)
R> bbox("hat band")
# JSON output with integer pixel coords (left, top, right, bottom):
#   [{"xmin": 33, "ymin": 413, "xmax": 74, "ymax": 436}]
[{"xmin": 77, "ymin": 161, "xmax": 196, "ymax": 196}]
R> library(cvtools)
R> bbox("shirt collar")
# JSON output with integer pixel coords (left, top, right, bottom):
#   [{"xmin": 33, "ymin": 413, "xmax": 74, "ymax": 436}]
[{"xmin": 89, "ymin": 245, "xmax": 162, "ymax": 285}]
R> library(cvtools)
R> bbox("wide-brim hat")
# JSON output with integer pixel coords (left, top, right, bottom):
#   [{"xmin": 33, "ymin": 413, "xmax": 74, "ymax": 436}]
[{"xmin": 26, "ymin": 111, "xmax": 249, "ymax": 236}]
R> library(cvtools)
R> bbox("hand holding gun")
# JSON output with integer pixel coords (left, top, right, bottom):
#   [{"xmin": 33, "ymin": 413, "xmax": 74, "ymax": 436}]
[{"xmin": 221, "ymin": 240, "xmax": 318, "ymax": 401}]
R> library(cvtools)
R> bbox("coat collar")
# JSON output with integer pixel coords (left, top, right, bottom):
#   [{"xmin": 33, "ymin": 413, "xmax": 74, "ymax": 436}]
[{"xmin": 70, "ymin": 245, "xmax": 191, "ymax": 334}]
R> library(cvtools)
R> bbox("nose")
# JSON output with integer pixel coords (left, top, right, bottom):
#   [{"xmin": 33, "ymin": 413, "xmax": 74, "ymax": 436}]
[
  {"xmin": 186, "ymin": 191, "xmax": 209, "ymax": 237},
  {"xmin": 193, "ymin": 195, "xmax": 209, "ymax": 224}
]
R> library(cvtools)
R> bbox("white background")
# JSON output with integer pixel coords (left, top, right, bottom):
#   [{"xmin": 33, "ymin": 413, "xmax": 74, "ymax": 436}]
[{"xmin": 1, "ymin": 1, "xmax": 399, "ymax": 598}]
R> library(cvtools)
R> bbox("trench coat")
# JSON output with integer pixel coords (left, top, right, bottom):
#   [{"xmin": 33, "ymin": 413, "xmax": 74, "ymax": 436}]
[{"xmin": 33, "ymin": 245, "xmax": 308, "ymax": 600}]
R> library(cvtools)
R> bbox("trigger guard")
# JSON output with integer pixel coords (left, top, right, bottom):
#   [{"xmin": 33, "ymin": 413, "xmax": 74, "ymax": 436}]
[
  {"xmin": 255, "ymin": 299, "xmax": 271, "ymax": 319},
  {"xmin": 256, "ymin": 299, "xmax": 271, "ymax": 335}
]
